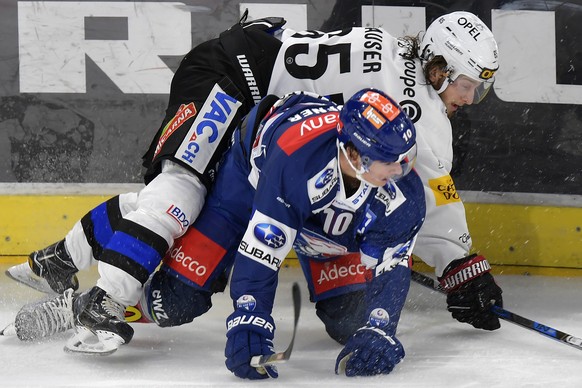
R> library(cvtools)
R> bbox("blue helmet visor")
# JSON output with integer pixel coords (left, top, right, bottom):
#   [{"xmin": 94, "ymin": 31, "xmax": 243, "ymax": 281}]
[
  {"xmin": 394, "ymin": 143, "xmax": 417, "ymax": 181},
  {"xmin": 362, "ymin": 143, "xmax": 417, "ymax": 182}
]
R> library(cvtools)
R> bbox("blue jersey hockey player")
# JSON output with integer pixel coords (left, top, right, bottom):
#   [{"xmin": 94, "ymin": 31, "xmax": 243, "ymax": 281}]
[{"xmin": 175, "ymin": 88, "xmax": 424, "ymax": 378}]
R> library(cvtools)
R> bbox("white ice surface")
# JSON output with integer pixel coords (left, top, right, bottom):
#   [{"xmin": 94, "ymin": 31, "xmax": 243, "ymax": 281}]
[{"xmin": 1, "ymin": 264, "xmax": 582, "ymax": 388}]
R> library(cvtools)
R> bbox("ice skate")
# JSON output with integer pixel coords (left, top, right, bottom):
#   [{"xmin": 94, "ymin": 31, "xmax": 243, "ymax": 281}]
[
  {"xmin": 23, "ymin": 239, "xmax": 79, "ymax": 293},
  {"xmin": 65, "ymin": 286, "xmax": 134, "ymax": 355},
  {"xmin": 11, "ymin": 288, "xmax": 76, "ymax": 341},
  {"xmin": 5, "ymin": 262, "xmax": 54, "ymax": 294}
]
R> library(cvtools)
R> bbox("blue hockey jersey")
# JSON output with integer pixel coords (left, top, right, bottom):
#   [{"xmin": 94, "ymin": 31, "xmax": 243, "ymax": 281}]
[{"xmin": 224, "ymin": 91, "xmax": 426, "ymax": 314}]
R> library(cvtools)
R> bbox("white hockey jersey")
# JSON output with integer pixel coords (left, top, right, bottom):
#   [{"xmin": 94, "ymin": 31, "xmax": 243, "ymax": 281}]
[{"xmin": 268, "ymin": 27, "xmax": 471, "ymax": 275}]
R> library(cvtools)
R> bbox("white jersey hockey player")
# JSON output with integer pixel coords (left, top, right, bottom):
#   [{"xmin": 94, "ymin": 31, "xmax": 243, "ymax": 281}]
[
  {"xmin": 268, "ymin": 22, "xmax": 483, "ymax": 275},
  {"xmin": 266, "ymin": 13, "xmax": 503, "ymax": 334}
]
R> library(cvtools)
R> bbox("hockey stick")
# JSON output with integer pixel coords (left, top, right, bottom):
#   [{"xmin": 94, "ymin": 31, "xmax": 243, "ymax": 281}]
[
  {"xmin": 410, "ymin": 270, "xmax": 582, "ymax": 351},
  {"xmin": 250, "ymin": 282, "xmax": 301, "ymax": 368}
]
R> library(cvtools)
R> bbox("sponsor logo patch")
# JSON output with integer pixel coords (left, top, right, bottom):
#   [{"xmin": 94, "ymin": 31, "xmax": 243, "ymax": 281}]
[
  {"xmin": 166, "ymin": 205, "xmax": 190, "ymax": 231},
  {"xmin": 359, "ymin": 90, "xmax": 400, "ymax": 121},
  {"xmin": 362, "ymin": 106, "xmax": 386, "ymax": 129},
  {"xmin": 124, "ymin": 305, "xmax": 146, "ymax": 323},
  {"xmin": 428, "ymin": 175, "xmax": 461, "ymax": 206},
  {"xmin": 309, "ymin": 253, "xmax": 370, "ymax": 296},
  {"xmin": 277, "ymin": 111, "xmax": 339, "ymax": 155},
  {"xmin": 236, "ymin": 295, "xmax": 257, "ymax": 311},
  {"xmin": 154, "ymin": 102, "xmax": 197, "ymax": 158},
  {"xmin": 150, "ymin": 289, "xmax": 169, "ymax": 323},
  {"xmin": 253, "ymin": 223, "xmax": 287, "ymax": 249},
  {"xmin": 308, "ymin": 159, "xmax": 338, "ymax": 205},
  {"xmin": 375, "ymin": 183, "xmax": 406, "ymax": 216},
  {"xmin": 163, "ymin": 228, "xmax": 226, "ymax": 286},
  {"xmin": 175, "ymin": 83, "xmax": 241, "ymax": 173},
  {"xmin": 238, "ymin": 210, "xmax": 295, "ymax": 271},
  {"xmin": 369, "ymin": 308, "xmax": 390, "ymax": 328},
  {"xmin": 479, "ymin": 67, "xmax": 497, "ymax": 80},
  {"xmin": 315, "ymin": 168, "xmax": 335, "ymax": 189}
]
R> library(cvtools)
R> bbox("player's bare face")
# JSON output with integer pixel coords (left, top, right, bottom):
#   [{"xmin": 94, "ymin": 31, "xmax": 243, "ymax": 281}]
[
  {"xmin": 362, "ymin": 161, "xmax": 403, "ymax": 186},
  {"xmin": 440, "ymin": 75, "xmax": 481, "ymax": 117}
]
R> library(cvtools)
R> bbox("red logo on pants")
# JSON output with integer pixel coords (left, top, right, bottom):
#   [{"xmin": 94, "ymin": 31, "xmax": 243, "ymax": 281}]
[
  {"xmin": 309, "ymin": 253, "xmax": 371, "ymax": 296},
  {"xmin": 164, "ymin": 227, "xmax": 226, "ymax": 287}
]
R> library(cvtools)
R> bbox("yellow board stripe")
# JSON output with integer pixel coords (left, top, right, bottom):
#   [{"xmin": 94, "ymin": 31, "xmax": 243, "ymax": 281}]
[
  {"xmin": 1, "ymin": 195, "xmax": 581, "ymax": 274},
  {"xmin": 464, "ymin": 202, "xmax": 582, "ymax": 269},
  {"xmin": 0, "ymin": 195, "xmax": 110, "ymax": 255}
]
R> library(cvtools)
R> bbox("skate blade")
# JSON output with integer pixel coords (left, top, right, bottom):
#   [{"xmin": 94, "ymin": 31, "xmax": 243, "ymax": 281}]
[
  {"xmin": 5, "ymin": 263, "xmax": 56, "ymax": 294},
  {"xmin": 0, "ymin": 322, "xmax": 16, "ymax": 337},
  {"xmin": 64, "ymin": 327, "xmax": 124, "ymax": 356}
]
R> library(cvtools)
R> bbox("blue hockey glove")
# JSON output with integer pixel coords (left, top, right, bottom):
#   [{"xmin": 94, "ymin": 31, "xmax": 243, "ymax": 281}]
[
  {"xmin": 335, "ymin": 324, "xmax": 405, "ymax": 377},
  {"xmin": 439, "ymin": 254, "xmax": 503, "ymax": 331},
  {"xmin": 225, "ymin": 309, "xmax": 278, "ymax": 380},
  {"xmin": 334, "ymin": 262, "xmax": 410, "ymax": 376}
]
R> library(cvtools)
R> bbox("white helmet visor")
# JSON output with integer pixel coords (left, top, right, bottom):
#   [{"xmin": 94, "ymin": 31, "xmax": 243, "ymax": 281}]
[{"xmin": 448, "ymin": 74, "xmax": 495, "ymax": 105}]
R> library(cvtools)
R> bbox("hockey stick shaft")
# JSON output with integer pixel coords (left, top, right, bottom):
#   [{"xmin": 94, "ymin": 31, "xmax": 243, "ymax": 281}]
[
  {"xmin": 410, "ymin": 270, "xmax": 582, "ymax": 351},
  {"xmin": 250, "ymin": 282, "xmax": 302, "ymax": 367}
]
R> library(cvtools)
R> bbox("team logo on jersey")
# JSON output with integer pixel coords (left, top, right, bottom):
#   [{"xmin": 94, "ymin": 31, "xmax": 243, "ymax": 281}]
[
  {"xmin": 308, "ymin": 159, "xmax": 339, "ymax": 205},
  {"xmin": 429, "ymin": 175, "xmax": 461, "ymax": 206},
  {"xmin": 369, "ymin": 308, "xmax": 390, "ymax": 328},
  {"xmin": 236, "ymin": 295, "xmax": 257, "ymax": 311},
  {"xmin": 277, "ymin": 111, "xmax": 339, "ymax": 156},
  {"xmin": 175, "ymin": 83, "xmax": 241, "ymax": 173},
  {"xmin": 253, "ymin": 223, "xmax": 287, "ymax": 249},
  {"xmin": 294, "ymin": 229, "xmax": 348, "ymax": 259},
  {"xmin": 154, "ymin": 102, "xmax": 197, "ymax": 158},
  {"xmin": 374, "ymin": 239, "xmax": 415, "ymax": 276}
]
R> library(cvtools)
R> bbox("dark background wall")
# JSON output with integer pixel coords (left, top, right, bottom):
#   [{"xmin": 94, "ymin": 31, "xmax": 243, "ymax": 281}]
[{"xmin": 0, "ymin": 0, "xmax": 580, "ymax": 195}]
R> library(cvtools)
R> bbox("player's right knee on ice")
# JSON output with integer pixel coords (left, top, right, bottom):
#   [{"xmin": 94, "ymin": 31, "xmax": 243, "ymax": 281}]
[
  {"xmin": 315, "ymin": 290, "xmax": 367, "ymax": 345},
  {"xmin": 146, "ymin": 270, "xmax": 213, "ymax": 327}
]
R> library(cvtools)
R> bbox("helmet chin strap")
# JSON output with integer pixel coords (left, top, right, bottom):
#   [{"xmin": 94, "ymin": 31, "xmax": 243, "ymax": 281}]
[
  {"xmin": 338, "ymin": 142, "xmax": 381, "ymax": 188},
  {"xmin": 436, "ymin": 76, "xmax": 452, "ymax": 94}
]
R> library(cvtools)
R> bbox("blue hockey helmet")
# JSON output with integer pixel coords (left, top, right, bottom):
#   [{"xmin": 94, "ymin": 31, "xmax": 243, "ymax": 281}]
[{"xmin": 338, "ymin": 88, "xmax": 417, "ymax": 178}]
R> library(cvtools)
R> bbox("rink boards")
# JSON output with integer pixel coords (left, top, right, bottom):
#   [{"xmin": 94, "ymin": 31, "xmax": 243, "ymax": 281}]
[{"xmin": 0, "ymin": 184, "xmax": 581, "ymax": 275}]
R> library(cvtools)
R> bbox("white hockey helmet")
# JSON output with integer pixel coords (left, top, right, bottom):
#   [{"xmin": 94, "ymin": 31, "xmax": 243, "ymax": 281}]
[{"xmin": 419, "ymin": 11, "xmax": 499, "ymax": 103}]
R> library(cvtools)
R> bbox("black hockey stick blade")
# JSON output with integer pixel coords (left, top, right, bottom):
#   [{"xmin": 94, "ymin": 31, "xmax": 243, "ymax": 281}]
[
  {"xmin": 250, "ymin": 282, "xmax": 301, "ymax": 367},
  {"xmin": 411, "ymin": 270, "xmax": 582, "ymax": 352},
  {"xmin": 490, "ymin": 305, "xmax": 582, "ymax": 351}
]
